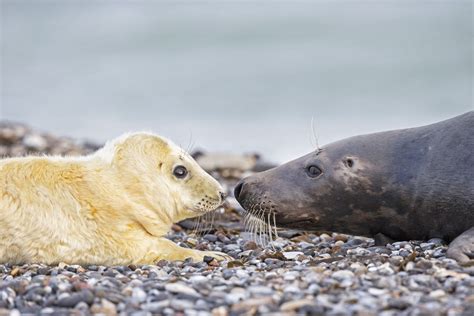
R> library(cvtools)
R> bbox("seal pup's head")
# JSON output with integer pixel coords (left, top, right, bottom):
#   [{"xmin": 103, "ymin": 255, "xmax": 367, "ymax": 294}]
[{"xmin": 95, "ymin": 132, "xmax": 225, "ymax": 222}]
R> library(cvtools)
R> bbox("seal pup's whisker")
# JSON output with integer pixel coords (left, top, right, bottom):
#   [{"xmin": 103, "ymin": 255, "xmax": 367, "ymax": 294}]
[
  {"xmin": 196, "ymin": 212, "xmax": 208, "ymax": 236},
  {"xmin": 207, "ymin": 210, "xmax": 217, "ymax": 236},
  {"xmin": 191, "ymin": 215, "xmax": 202, "ymax": 237},
  {"xmin": 184, "ymin": 130, "xmax": 195, "ymax": 155},
  {"xmin": 199, "ymin": 212, "xmax": 209, "ymax": 236}
]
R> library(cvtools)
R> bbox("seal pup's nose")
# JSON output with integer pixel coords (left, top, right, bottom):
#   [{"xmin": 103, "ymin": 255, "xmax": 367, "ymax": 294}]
[
  {"xmin": 219, "ymin": 191, "xmax": 227, "ymax": 201},
  {"xmin": 234, "ymin": 180, "xmax": 245, "ymax": 201}
]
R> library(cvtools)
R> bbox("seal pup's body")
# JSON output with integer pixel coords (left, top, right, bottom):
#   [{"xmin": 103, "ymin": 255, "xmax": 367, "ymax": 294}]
[
  {"xmin": 235, "ymin": 111, "xmax": 474, "ymax": 263},
  {"xmin": 0, "ymin": 132, "xmax": 229, "ymax": 265}
]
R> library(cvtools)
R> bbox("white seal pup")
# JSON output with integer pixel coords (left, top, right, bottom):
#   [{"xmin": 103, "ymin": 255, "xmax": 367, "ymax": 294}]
[{"xmin": 0, "ymin": 132, "xmax": 230, "ymax": 265}]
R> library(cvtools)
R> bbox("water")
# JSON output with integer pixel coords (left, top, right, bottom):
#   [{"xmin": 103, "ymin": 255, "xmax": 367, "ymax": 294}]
[{"xmin": 1, "ymin": 1, "xmax": 472, "ymax": 162}]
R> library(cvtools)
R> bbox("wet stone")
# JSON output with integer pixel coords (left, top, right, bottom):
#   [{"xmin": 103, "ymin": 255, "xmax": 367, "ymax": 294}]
[{"xmin": 55, "ymin": 290, "xmax": 94, "ymax": 308}]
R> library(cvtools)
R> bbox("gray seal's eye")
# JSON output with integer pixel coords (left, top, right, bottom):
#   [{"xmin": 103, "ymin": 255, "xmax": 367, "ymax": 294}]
[
  {"xmin": 173, "ymin": 165, "xmax": 188, "ymax": 179},
  {"xmin": 345, "ymin": 158, "xmax": 354, "ymax": 168},
  {"xmin": 306, "ymin": 165, "xmax": 322, "ymax": 178}
]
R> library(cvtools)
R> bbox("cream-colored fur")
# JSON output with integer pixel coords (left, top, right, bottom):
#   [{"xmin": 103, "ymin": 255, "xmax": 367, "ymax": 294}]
[{"xmin": 0, "ymin": 132, "xmax": 230, "ymax": 265}]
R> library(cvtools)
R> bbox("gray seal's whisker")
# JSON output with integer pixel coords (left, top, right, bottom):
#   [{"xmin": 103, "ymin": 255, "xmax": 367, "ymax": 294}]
[{"xmin": 273, "ymin": 211, "xmax": 279, "ymax": 239}]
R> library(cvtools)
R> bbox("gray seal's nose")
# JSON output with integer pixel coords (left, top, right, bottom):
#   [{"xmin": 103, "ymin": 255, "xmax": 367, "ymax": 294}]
[{"xmin": 234, "ymin": 180, "xmax": 245, "ymax": 201}]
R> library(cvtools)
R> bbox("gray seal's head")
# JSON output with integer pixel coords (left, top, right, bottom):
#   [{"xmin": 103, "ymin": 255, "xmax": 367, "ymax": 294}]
[{"xmin": 234, "ymin": 133, "xmax": 415, "ymax": 239}]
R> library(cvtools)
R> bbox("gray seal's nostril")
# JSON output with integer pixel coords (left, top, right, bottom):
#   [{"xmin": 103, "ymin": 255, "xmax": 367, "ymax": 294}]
[{"xmin": 234, "ymin": 181, "xmax": 245, "ymax": 201}]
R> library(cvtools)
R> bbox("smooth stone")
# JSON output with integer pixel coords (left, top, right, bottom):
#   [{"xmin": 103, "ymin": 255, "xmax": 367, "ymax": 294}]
[
  {"xmin": 332, "ymin": 270, "xmax": 355, "ymax": 281},
  {"xmin": 427, "ymin": 238, "xmax": 445, "ymax": 245},
  {"xmin": 222, "ymin": 269, "xmax": 234, "ymax": 280},
  {"xmin": 283, "ymin": 252, "xmax": 304, "ymax": 260},
  {"xmin": 56, "ymin": 290, "xmax": 94, "ymax": 308},
  {"xmin": 170, "ymin": 299, "xmax": 194, "ymax": 311},
  {"xmin": 420, "ymin": 243, "xmax": 435, "ymax": 251},
  {"xmin": 225, "ymin": 289, "xmax": 247, "ymax": 304},
  {"xmin": 247, "ymin": 286, "xmax": 273, "ymax": 296},
  {"xmin": 387, "ymin": 298, "xmax": 412, "ymax": 310},
  {"xmin": 189, "ymin": 275, "xmax": 208, "ymax": 286},
  {"xmin": 203, "ymin": 235, "xmax": 218, "ymax": 242},
  {"xmin": 142, "ymin": 300, "xmax": 170, "ymax": 312},
  {"xmin": 164, "ymin": 283, "xmax": 198, "ymax": 296},
  {"xmin": 299, "ymin": 242, "xmax": 315, "ymax": 249},
  {"xmin": 132, "ymin": 287, "xmax": 147, "ymax": 303}
]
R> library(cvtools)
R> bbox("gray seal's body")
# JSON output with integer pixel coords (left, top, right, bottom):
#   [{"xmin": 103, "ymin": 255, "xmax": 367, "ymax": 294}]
[{"xmin": 235, "ymin": 111, "xmax": 474, "ymax": 262}]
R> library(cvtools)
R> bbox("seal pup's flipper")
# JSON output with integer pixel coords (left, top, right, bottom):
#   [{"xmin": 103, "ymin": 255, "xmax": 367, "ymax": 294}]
[
  {"xmin": 146, "ymin": 238, "xmax": 232, "ymax": 263},
  {"xmin": 447, "ymin": 227, "xmax": 474, "ymax": 264}
]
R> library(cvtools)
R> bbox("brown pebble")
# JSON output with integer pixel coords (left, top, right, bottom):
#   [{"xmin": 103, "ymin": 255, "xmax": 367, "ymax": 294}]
[
  {"xmin": 10, "ymin": 267, "xmax": 21, "ymax": 277},
  {"xmin": 171, "ymin": 224, "xmax": 183, "ymax": 232},
  {"xmin": 77, "ymin": 266, "xmax": 86, "ymax": 273},
  {"xmin": 416, "ymin": 259, "xmax": 433, "ymax": 270},
  {"xmin": 291, "ymin": 235, "xmax": 311, "ymax": 243},
  {"xmin": 243, "ymin": 241, "xmax": 258, "ymax": 250},
  {"xmin": 331, "ymin": 246, "xmax": 342, "ymax": 254},
  {"xmin": 212, "ymin": 306, "xmax": 228, "ymax": 316},
  {"xmin": 195, "ymin": 243, "xmax": 209, "ymax": 251},
  {"xmin": 186, "ymin": 238, "xmax": 198, "ymax": 247},
  {"xmin": 227, "ymin": 261, "xmax": 244, "ymax": 268},
  {"xmin": 73, "ymin": 281, "xmax": 90, "ymax": 291},
  {"xmin": 90, "ymin": 299, "xmax": 117, "ymax": 316},
  {"xmin": 334, "ymin": 234, "xmax": 349, "ymax": 242}
]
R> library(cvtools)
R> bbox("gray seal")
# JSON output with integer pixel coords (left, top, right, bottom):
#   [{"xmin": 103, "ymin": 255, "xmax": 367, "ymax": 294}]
[{"xmin": 234, "ymin": 111, "xmax": 474, "ymax": 263}]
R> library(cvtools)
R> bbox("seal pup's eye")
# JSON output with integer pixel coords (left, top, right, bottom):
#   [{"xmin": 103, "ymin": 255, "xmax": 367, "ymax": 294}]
[
  {"xmin": 306, "ymin": 165, "xmax": 322, "ymax": 178},
  {"xmin": 173, "ymin": 165, "xmax": 188, "ymax": 179}
]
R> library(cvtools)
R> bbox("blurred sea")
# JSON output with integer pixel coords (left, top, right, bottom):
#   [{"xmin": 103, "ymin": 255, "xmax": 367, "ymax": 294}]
[{"xmin": 1, "ymin": 1, "xmax": 472, "ymax": 162}]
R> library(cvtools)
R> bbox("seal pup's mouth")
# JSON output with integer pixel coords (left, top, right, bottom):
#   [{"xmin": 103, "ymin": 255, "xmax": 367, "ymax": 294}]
[{"xmin": 192, "ymin": 195, "xmax": 225, "ymax": 215}]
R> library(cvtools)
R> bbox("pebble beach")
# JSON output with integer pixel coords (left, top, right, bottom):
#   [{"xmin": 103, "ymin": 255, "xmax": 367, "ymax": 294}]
[{"xmin": 0, "ymin": 121, "xmax": 473, "ymax": 316}]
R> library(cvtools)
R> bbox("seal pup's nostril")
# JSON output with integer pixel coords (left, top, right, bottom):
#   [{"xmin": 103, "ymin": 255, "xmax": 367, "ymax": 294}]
[
  {"xmin": 219, "ymin": 191, "xmax": 226, "ymax": 201},
  {"xmin": 234, "ymin": 181, "xmax": 245, "ymax": 201}
]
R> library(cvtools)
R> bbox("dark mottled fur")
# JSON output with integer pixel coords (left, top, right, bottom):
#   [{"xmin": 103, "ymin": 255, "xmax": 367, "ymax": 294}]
[{"xmin": 235, "ymin": 112, "xmax": 474, "ymax": 261}]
